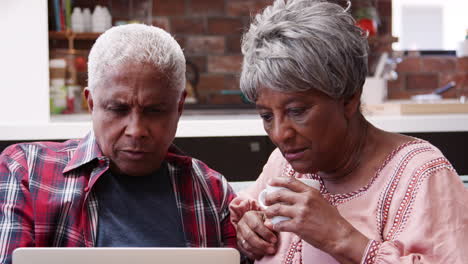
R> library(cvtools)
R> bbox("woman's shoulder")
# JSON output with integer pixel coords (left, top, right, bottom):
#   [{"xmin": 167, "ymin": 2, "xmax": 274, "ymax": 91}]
[
  {"xmin": 389, "ymin": 136, "xmax": 451, "ymax": 166},
  {"xmin": 377, "ymin": 135, "xmax": 457, "ymax": 203},
  {"xmin": 374, "ymin": 136, "xmax": 462, "ymax": 242},
  {"xmin": 376, "ymin": 131, "xmax": 449, "ymax": 168},
  {"xmin": 371, "ymin": 134, "xmax": 456, "ymax": 195}
]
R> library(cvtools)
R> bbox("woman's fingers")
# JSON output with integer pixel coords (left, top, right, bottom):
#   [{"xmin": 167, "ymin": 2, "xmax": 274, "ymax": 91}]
[
  {"xmin": 264, "ymin": 203, "xmax": 308, "ymax": 233},
  {"xmin": 237, "ymin": 238, "xmax": 256, "ymax": 260},
  {"xmin": 264, "ymin": 202, "xmax": 295, "ymax": 219},
  {"xmin": 262, "ymin": 188, "xmax": 322, "ymax": 233},
  {"xmin": 243, "ymin": 211, "xmax": 278, "ymax": 243},
  {"xmin": 263, "ymin": 188, "xmax": 297, "ymax": 207},
  {"xmin": 237, "ymin": 211, "xmax": 278, "ymax": 259},
  {"xmin": 268, "ymin": 177, "xmax": 314, "ymax": 192},
  {"xmin": 264, "ymin": 185, "xmax": 319, "ymax": 207}
]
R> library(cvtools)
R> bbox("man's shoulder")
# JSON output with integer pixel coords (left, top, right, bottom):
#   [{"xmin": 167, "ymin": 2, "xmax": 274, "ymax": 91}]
[
  {"xmin": 2, "ymin": 139, "xmax": 81, "ymax": 156},
  {"xmin": 166, "ymin": 150, "xmax": 224, "ymax": 180},
  {"xmin": 1, "ymin": 139, "xmax": 82, "ymax": 168},
  {"xmin": 166, "ymin": 149, "xmax": 231, "ymax": 194},
  {"xmin": 190, "ymin": 157, "xmax": 225, "ymax": 181}
]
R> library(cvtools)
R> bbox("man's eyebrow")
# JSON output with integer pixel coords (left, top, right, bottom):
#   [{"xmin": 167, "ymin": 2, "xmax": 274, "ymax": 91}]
[
  {"xmin": 256, "ymin": 104, "xmax": 269, "ymax": 111},
  {"xmin": 99, "ymin": 99, "xmax": 125, "ymax": 106},
  {"xmin": 143, "ymin": 102, "xmax": 170, "ymax": 108}
]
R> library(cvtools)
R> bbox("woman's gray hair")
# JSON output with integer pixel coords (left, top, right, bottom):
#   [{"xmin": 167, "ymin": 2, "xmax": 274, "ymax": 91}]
[
  {"xmin": 240, "ymin": 0, "xmax": 369, "ymax": 101},
  {"xmin": 88, "ymin": 24, "xmax": 186, "ymax": 94}
]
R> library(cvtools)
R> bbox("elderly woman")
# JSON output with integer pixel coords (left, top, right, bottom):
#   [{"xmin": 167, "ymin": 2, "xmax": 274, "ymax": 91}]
[{"xmin": 229, "ymin": 0, "xmax": 468, "ymax": 263}]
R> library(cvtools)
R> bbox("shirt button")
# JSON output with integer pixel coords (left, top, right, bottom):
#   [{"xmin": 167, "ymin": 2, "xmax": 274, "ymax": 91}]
[{"xmin": 84, "ymin": 187, "xmax": 90, "ymax": 192}]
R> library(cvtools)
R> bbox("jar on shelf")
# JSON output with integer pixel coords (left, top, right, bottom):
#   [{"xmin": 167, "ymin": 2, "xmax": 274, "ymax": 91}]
[{"xmin": 49, "ymin": 58, "xmax": 67, "ymax": 114}]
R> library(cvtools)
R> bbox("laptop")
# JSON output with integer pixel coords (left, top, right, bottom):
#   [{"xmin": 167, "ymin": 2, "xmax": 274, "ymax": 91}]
[{"xmin": 13, "ymin": 247, "xmax": 240, "ymax": 264}]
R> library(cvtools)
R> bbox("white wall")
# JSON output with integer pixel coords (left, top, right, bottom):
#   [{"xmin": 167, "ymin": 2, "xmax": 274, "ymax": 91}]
[
  {"xmin": 393, "ymin": 0, "xmax": 468, "ymax": 50},
  {"xmin": 0, "ymin": 0, "xmax": 49, "ymax": 125},
  {"xmin": 400, "ymin": 6, "xmax": 442, "ymax": 50}
]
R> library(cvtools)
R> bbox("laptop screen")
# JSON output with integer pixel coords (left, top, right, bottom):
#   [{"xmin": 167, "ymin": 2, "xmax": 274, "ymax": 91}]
[{"xmin": 13, "ymin": 247, "xmax": 240, "ymax": 264}]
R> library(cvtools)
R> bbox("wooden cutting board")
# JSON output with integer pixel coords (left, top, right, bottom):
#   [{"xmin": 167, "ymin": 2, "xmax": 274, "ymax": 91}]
[{"xmin": 363, "ymin": 99, "xmax": 468, "ymax": 115}]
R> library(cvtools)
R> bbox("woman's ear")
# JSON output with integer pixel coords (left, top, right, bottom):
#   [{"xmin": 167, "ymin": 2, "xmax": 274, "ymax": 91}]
[
  {"xmin": 84, "ymin": 87, "xmax": 94, "ymax": 112},
  {"xmin": 343, "ymin": 88, "xmax": 362, "ymax": 119}
]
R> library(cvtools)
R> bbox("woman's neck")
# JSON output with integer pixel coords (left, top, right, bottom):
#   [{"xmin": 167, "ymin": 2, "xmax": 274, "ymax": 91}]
[{"xmin": 318, "ymin": 116, "xmax": 378, "ymax": 194}]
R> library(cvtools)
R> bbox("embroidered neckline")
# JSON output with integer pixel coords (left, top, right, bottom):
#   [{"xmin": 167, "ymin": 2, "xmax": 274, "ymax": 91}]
[
  {"xmin": 319, "ymin": 139, "xmax": 425, "ymax": 205},
  {"xmin": 284, "ymin": 237, "xmax": 303, "ymax": 264},
  {"xmin": 285, "ymin": 139, "xmax": 425, "ymax": 205}
]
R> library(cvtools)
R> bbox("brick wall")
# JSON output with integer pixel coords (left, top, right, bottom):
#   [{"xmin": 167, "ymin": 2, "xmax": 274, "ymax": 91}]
[
  {"xmin": 151, "ymin": 0, "xmax": 467, "ymax": 104},
  {"xmin": 363, "ymin": 0, "xmax": 468, "ymax": 100},
  {"xmin": 52, "ymin": 0, "xmax": 467, "ymax": 104},
  {"xmin": 152, "ymin": 0, "xmax": 272, "ymax": 105},
  {"xmin": 387, "ymin": 56, "xmax": 468, "ymax": 99},
  {"xmin": 152, "ymin": 0, "xmax": 395, "ymax": 105}
]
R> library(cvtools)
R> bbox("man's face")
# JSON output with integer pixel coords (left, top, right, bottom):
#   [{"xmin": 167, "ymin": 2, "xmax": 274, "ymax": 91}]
[{"xmin": 86, "ymin": 63, "xmax": 185, "ymax": 176}]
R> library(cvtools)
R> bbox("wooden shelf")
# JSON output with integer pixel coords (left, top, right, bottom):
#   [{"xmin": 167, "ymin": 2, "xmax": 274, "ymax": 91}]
[
  {"xmin": 368, "ymin": 35, "xmax": 398, "ymax": 46},
  {"xmin": 364, "ymin": 100, "xmax": 468, "ymax": 115},
  {"xmin": 47, "ymin": 32, "xmax": 396, "ymax": 44},
  {"xmin": 49, "ymin": 31, "xmax": 101, "ymax": 50},
  {"xmin": 49, "ymin": 31, "xmax": 101, "ymax": 40}
]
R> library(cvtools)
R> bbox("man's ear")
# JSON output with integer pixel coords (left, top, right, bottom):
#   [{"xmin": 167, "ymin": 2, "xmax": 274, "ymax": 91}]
[
  {"xmin": 343, "ymin": 88, "xmax": 362, "ymax": 119},
  {"xmin": 84, "ymin": 87, "xmax": 94, "ymax": 112},
  {"xmin": 177, "ymin": 90, "xmax": 187, "ymax": 116}
]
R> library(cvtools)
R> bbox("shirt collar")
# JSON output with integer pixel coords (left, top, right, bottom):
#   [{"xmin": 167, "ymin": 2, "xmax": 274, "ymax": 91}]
[
  {"xmin": 63, "ymin": 132, "xmax": 191, "ymax": 173},
  {"xmin": 63, "ymin": 130, "xmax": 106, "ymax": 173}
]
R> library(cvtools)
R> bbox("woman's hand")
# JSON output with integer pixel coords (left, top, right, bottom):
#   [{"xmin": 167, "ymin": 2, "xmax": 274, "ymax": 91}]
[
  {"xmin": 236, "ymin": 210, "xmax": 278, "ymax": 260},
  {"xmin": 263, "ymin": 177, "xmax": 369, "ymax": 263}
]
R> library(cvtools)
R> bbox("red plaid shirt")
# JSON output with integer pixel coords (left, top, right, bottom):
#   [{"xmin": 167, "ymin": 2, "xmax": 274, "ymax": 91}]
[{"xmin": 0, "ymin": 132, "xmax": 237, "ymax": 264}]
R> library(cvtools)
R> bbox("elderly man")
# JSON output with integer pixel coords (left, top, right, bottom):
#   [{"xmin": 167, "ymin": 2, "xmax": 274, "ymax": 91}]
[{"xmin": 0, "ymin": 24, "xmax": 237, "ymax": 264}]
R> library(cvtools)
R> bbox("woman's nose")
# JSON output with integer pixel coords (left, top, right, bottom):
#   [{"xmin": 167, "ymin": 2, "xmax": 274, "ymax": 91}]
[{"xmin": 270, "ymin": 119, "xmax": 294, "ymax": 144}]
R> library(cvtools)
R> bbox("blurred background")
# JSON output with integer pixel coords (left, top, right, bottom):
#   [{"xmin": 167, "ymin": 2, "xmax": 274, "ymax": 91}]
[{"xmin": 46, "ymin": 0, "xmax": 468, "ymax": 114}]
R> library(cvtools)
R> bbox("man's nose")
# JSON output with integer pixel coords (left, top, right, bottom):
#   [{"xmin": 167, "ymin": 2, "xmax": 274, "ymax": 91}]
[{"xmin": 125, "ymin": 112, "xmax": 149, "ymax": 139}]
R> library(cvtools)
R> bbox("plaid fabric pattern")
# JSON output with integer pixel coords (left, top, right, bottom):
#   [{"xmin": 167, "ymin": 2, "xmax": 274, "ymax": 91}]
[{"xmin": 0, "ymin": 132, "xmax": 237, "ymax": 264}]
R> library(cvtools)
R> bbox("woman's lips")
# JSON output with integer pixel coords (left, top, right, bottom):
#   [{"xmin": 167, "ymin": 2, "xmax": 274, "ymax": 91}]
[{"xmin": 283, "ymin": 148, "xmax": 307, "ymax": 161}]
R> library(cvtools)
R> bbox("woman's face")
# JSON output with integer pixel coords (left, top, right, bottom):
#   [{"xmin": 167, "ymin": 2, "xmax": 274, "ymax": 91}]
[{"xmin": 256, "ymin": 87, "xmax": 351, "ymax": 174}]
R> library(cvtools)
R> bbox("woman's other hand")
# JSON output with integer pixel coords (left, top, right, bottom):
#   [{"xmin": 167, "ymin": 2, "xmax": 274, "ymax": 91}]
[
  {"xmin": 264, "ymin": 177, "xmax": 368, "ymax": 263},
  {"xmin": 236, "ymin": 210, "xmax": 278, "ymax": 260}
]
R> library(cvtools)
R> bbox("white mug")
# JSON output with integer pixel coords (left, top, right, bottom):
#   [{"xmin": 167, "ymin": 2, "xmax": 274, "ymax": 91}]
[{"xmin": 258, "ymin": 178, "xmax": 320, "ymax": 224}]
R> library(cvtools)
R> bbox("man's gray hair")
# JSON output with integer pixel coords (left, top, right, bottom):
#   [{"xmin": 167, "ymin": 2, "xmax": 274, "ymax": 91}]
[
  {"xmin": 240, "ymin": 0, "xmax": 369, "ymax": 101},
  {"xmin": 88, "ymin": 24, "xmax": 186, "ymax": 93}
]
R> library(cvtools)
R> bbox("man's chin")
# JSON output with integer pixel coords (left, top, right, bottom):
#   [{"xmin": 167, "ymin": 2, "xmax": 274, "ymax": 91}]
[
  {"xmin": 115, "ymin": 168, "xmax": 154, "ymax": 177},
  {"xmin": 111, "ymin": 162, "xmax": 160, "ymax": 177},
  {"xmin": 110, "ymin": 154, "xmax": 165, "ymax": 175}
]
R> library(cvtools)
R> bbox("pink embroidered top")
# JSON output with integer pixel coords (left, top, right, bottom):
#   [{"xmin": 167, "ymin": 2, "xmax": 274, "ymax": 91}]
[{"xmin": 230, "ymin": 140, "xmax": 468, "ymax": 263}]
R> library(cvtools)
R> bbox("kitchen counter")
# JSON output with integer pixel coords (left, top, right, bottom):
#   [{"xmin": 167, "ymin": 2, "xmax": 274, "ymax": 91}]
[{"xmin": 1, "ymin": 111, "xmax": 468, "ymax": 140}]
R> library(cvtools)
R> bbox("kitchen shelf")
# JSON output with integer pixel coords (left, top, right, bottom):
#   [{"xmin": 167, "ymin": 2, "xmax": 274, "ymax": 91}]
[
  {"xmin": 368, "ymin": 35, "xmax": 398, "ymax": 46},
  {"xmin": 49, "ymin": 31, "xmax": 101, "ymax": 40}
]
